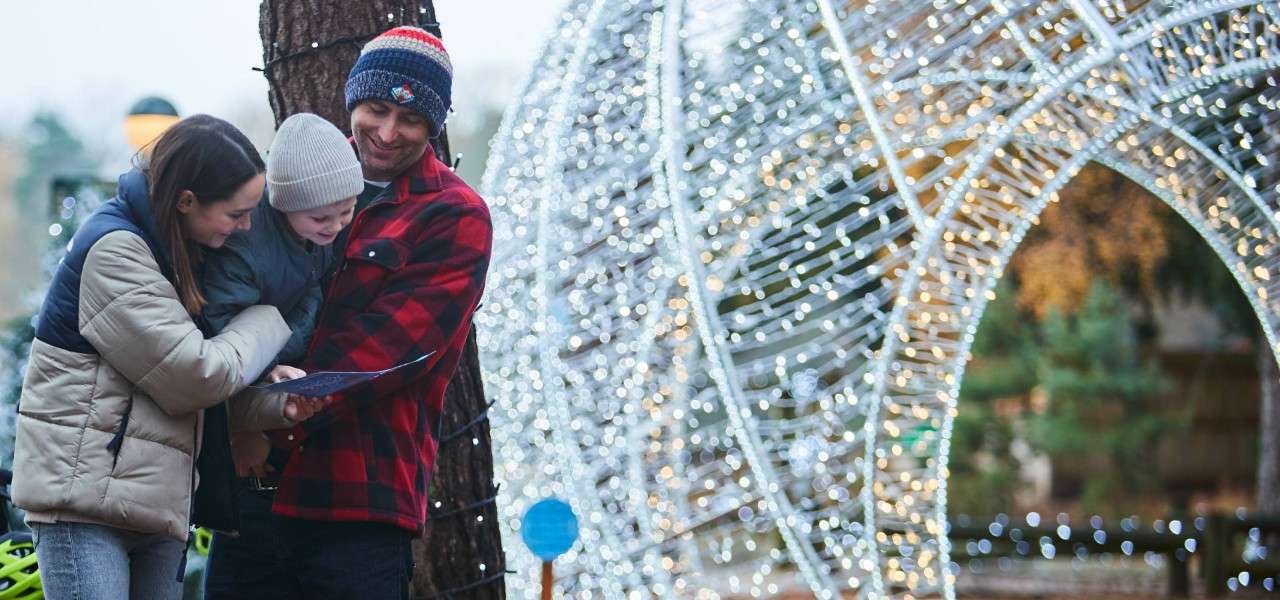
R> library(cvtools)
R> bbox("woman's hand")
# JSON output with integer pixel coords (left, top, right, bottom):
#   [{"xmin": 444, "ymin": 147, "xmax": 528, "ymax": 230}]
[
  {"xmin": 267, "ymin": 364, "xmax": 307, "ymax": 383},
  {"xmin": 231, "ymin": 431, "xmax": 271, "ymax": 478},
  {"xmin": 284, "ymin": 394, "xmax": 331, "ymax": 422}
]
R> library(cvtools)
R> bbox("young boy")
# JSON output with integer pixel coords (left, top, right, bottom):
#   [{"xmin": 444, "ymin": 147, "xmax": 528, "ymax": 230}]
[
  {"xmin": 203, "ymin": 113, "xmax": 361, "ymax": 480},
  {"xmin": 203, "ymin": 112, "xmax": 362, "ymax": 365}
]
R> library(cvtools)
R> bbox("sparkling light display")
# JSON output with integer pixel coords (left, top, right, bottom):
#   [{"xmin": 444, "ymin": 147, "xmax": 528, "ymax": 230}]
[{"xmin": 476, "ymin": 1, "xmax": 1280, "ymax": 598}]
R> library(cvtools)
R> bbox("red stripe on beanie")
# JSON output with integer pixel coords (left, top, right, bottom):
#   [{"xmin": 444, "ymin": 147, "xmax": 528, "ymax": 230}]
[{"xmin": 380, "ymin": 26, "xmax": 446, "ymax": 53}]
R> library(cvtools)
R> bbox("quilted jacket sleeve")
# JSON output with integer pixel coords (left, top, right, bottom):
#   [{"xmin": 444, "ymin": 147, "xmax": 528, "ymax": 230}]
[
  {"xmin": 78, "ymin": 231, "xmax": 292, "ymax": 416},
  {"xmin": 228, "ymin": 388, "xmax": 295, "ymax": 432}
]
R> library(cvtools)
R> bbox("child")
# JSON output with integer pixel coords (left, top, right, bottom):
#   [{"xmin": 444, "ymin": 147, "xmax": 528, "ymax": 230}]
[
  {"xmin": 203, "ymin": 112, "xmax": 362, "ymax": 365},
  {"xmin": 203, "ymin": 113, "xmax": 360, "ymax": 481}
]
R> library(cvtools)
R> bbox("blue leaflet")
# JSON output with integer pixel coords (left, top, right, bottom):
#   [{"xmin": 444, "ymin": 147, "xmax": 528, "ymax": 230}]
[{"xmin": 250, "ymin": 352, "xmax": 434, "ymax": 397}]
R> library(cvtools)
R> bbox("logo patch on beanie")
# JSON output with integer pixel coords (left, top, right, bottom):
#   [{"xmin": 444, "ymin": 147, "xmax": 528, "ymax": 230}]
[{"xmin": 391, "ymin": 84, "xmax": 415, "ymax": 105}]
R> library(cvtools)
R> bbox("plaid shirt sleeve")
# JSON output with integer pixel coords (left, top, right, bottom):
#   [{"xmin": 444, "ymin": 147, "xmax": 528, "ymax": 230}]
[{"xmin": 269, "ymin": 198, "xmax": 491, "ymax": 449}]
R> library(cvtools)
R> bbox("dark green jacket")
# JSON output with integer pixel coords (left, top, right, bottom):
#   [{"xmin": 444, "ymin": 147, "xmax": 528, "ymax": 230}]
[{"xmin": 203, "ymin": 196, "xmax": 333, "ymax": 365}]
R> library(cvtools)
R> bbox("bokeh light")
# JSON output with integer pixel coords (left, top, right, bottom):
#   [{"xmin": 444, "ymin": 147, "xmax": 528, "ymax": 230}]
[{"xmin": 477, "ymin": 2, "xmax": 1280, "ymax": 597}]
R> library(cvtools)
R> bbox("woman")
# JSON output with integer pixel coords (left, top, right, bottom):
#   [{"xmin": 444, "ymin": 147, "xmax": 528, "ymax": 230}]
[{"xmin": 11, "ymin": 115, "xmax": 317, "ymax": 599}]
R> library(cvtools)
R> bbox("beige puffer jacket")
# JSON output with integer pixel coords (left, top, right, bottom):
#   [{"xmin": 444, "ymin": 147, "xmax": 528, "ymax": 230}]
[{"xmin": 12, "ymin": 230, "xmax": 293, "ymax": 542}]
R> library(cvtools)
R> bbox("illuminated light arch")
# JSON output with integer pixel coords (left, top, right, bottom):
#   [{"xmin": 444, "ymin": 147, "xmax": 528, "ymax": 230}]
[{"xmin": 477, "ymin": 1, "xmax": 1280, "ymax": 597}]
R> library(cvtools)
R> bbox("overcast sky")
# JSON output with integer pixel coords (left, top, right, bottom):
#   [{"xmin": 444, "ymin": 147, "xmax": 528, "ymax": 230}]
[{"xmin": 0, "ymin": 1, "xmax": 563, "ymax": 162}]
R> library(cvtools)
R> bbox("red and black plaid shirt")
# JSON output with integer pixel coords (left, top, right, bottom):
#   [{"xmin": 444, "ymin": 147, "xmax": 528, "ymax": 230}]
[{"xmin": 266, "ymin": 149, "xmax": 492, "ymax": 532}]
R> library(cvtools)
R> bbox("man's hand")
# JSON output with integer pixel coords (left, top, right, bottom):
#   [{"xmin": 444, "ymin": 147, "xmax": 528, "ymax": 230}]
[
  {"xmin": 231, "ymin": 431, "xmax": 272, "ymax": 478},
  {"xmin": 284, "ymin": 394, "xmax": 331, "ymax": 422},
  {"xmin": 268, "ymin": 365, "xmax": 332, "ymax": 422}
]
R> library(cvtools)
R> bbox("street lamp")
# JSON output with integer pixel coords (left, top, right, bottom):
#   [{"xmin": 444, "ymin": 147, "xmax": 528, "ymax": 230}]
[{"xmin": 122, "ymin": 96, "xmax": 179, "ymax": 151}]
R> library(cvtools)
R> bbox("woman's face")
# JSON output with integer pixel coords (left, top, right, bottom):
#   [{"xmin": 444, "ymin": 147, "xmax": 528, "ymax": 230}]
[{"xmin": 178, "ymin": 173, "xmax": 264, "ymax": 248}]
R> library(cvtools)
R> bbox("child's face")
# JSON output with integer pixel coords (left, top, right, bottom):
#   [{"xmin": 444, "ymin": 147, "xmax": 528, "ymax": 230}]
[{"xmin": 285, "ymin": 197, "xmax": 357, "ymax": 246}]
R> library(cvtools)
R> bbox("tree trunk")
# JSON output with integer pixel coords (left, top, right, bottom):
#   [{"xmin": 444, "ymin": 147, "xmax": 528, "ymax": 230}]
[
  {"xmin": 259, "ymin": 0, "xmax": 425, "ymax": 131},
  {"xmin": 259, "ymin": 3, "xmax": 505, "ymax": 598},
  {"xmin": 412, "ymin": 329, "xmax": 507, "ymax": 599},
  {"xmin": 1259, "ymin": 338, "xmax": 1280, "ymax": 516}
]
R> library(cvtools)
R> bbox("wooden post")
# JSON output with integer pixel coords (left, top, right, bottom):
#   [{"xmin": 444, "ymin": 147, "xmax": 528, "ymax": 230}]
[
  {"xmin": 1168, "ymin": 499, "xmax": 1190, "ymax": 597},
  {"xmin": 1202, "ymin": 513, "xmax": 1228, "ymax": 597},
  {"xmin": 541, "ymin": 560, "xmax": 553, "ymax": 600},
  {"xmin": 1167, "ymin": 550, "xmax": 1191, "ymax": 598}
]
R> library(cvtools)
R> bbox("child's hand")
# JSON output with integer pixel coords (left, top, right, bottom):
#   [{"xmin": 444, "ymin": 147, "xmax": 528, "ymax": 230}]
[{"xmin": 267, "ymin": 364, "xmax": 307, "ymax": 383}]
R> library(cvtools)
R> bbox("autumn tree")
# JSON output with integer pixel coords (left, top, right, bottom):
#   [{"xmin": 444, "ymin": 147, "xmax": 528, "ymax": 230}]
[
  {"xmin": 1010, "ymin": 163, "xmax": 1169, "ymax": 319},
  {"xmin": 955, "ymin": 161, "xmax": 1278, "ymax": 516}
]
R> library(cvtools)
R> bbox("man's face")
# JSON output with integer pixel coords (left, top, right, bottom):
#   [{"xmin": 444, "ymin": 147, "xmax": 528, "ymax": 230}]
[{"xmin": 351, "ymin": 100, "xmax": 433, "ymax": 181}]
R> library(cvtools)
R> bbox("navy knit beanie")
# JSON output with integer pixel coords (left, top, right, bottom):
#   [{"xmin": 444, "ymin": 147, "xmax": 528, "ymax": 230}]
[{"xmin": 345, "ymin": 26, "xmax": 453, "ymax": 135}]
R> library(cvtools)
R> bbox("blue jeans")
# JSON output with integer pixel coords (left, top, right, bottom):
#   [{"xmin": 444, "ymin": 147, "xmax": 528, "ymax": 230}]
[
  {"xmin": 31, "ymin": 521, "xmax": 185, "ymax": 600},
  {"xmin": 204, "ymin": 479, "xmax": 414, "ymax": 600}
]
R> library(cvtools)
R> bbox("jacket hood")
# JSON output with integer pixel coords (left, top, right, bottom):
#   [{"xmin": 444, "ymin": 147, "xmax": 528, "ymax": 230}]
[{"xmin": 116, "ymin": 169, "xmax": 176, "ymax": 282}]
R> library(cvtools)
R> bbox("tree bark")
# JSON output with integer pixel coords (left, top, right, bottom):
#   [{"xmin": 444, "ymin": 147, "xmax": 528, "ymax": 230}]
[
  {"xmin": 1253, "ymin": 71, "xmax": 1280, "ymax": 525},
  {"xmin": 259, "ymin": 3, "xmax": 505, "ymax": 597},
  {"xmin": 259, "ymin": 0, "xmax": 425, "ymax": 131},
  {"xmin": 412, "ymin": 329, "xmax": 506, "ymax": 599},
  {"xmin": 1259, "ymin": 338, "xmax": 1280, "ymax": 516}
]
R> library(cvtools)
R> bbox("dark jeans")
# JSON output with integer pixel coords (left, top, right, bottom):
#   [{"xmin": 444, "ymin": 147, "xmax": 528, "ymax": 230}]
[{"xmin": 204, "ymin": 479, "xmax": 414, "ymax": 600}]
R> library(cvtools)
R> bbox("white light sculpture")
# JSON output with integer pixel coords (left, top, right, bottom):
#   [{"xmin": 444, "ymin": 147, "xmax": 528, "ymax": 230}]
[{"xmin": 477, "ymin": 1, "xmax": 1280, "ymax": 598}]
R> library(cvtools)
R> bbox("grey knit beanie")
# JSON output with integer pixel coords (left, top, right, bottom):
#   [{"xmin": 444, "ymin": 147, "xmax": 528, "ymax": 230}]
[{"xmin": 266, "ymin": 113, "xmax": 363, "ymax": 212}]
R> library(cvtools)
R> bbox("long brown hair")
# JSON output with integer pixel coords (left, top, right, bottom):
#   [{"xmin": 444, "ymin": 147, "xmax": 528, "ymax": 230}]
[{"xmin": 143, "ymin": 115, "xmax": 263, "ymax": 315}]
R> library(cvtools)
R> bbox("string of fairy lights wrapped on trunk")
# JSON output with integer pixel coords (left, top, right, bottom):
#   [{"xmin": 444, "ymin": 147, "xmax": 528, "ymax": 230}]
[{"xmin": 478, "ymin": 1, "xmax": 1280, "ymax": 598}]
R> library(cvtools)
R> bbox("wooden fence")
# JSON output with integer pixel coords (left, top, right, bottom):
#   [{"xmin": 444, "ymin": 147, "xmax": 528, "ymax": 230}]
[{"xmin": 942, "ymin": 511, "xmax": 1280, "ymax": 596}]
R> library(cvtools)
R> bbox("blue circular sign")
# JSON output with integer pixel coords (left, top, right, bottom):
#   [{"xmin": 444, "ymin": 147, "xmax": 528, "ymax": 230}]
[{"xmin": 521, "ymin": 498, "xmax": 579, "ymax": 561}]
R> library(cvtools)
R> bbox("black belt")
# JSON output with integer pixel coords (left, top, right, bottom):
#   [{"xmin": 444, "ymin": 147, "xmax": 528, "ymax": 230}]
[{"xmin": 240, "ymin": 476, "xmax": 279, "ymax": 493}]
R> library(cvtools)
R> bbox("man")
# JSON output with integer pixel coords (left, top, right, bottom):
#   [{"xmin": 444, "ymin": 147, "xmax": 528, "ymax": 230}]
[{"xmin": 205, "ymin": 26, "xmax": 492, "ymax": 599}]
